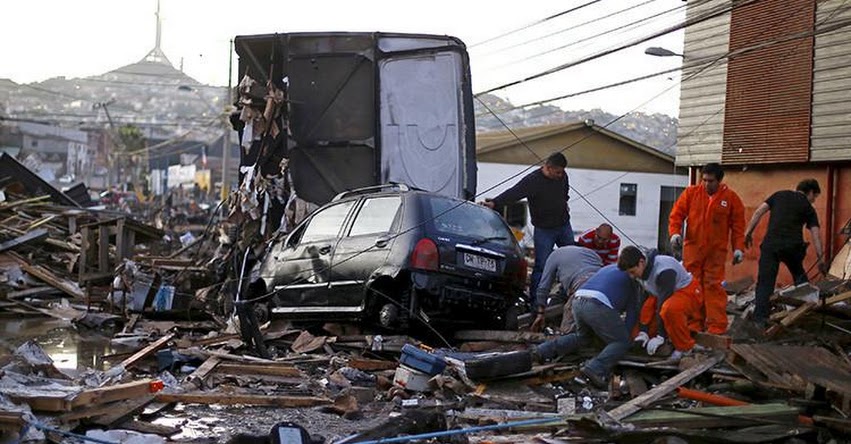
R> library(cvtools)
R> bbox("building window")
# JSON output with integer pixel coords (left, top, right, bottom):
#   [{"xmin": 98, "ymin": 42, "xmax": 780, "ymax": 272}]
[
  {"xmin": 501, "ymin": 202, "xmax": 528, "ymax": 229},
  {"xmin": 619, "ymin": 183, "xmax": 637, "ymax": 216},
  {"xmin": 31, "ymin": 140, "xmax": 38, "ymax": 148}
]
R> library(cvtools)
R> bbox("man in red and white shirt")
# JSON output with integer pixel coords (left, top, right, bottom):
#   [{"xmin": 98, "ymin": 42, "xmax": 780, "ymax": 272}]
[{"xmin": 577, "ymin": 224, "xmax": 621, "ymax": 265}]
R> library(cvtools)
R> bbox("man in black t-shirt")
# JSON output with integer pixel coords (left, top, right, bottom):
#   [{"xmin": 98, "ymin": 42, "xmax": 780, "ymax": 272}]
[
  {"xmin": 481, "ymin": 152, "xmax": 574, "ymax": 303},
  {"xmin": 744, "ymin": 179, "xmax": 826, "ymax": 326}
]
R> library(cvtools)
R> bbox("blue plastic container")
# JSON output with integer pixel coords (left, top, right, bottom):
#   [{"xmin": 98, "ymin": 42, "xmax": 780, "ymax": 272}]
[{"xmin": 400, "ymin": 344, "xmax": 446, "ymax": 376}]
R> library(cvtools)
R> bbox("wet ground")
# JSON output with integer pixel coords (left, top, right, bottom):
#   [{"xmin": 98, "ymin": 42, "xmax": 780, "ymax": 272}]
[
  {"xmin": 0, "ymin": 315, "xmax": 124, "ymax": 372},
  {"xmin": 0, "ymin": 316, "xmax": 392, "ymax": 442}
]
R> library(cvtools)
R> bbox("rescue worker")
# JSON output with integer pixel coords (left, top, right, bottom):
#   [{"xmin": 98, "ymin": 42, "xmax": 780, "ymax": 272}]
[
  {"xmin": 532, "ymin": 264, "xmax": 641, "ymax": 388},
  {"xmin": 744, "ymin": 179, "xmax": 827, "ymax": 328},
  {"xmin": 618, "ymin": 246, "xmax": 706, "ymax": 360},
  {"xmin": 668, "ymin": 163, "xmax": 745, "ymax": 334},
  {"xmin": 530, "ymin": 245, "xmax": 602, "ymax": 333}
]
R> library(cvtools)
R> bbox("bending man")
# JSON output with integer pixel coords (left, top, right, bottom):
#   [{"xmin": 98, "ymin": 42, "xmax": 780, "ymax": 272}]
[
  {"xmin": 618, "ymin": 246, "xmax": 705, "ymax": 360},
  {"xmin": 533, "ymin": 264, "xmax": 641, "ymax": 388},
  {"xmin": 530, "ymin": 245, "xmax": 602, "ymax": 332}
]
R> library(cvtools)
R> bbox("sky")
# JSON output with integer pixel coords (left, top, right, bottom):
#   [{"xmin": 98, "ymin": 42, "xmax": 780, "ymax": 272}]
[{"xmin": 0, "ymin": 0, "xmax": 686, "ymax": 117}]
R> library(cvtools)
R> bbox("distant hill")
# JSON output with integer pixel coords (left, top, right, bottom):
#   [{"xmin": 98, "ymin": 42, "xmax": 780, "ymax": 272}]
[{"xmin": 475, "ymin": 93, "xmax": 678, "ymax": 156}]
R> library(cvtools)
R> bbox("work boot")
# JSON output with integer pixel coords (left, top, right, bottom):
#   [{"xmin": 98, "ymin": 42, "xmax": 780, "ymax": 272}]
[{"xmin": 579, "ymin": 365, "xmax": 608, "ymax": 390}]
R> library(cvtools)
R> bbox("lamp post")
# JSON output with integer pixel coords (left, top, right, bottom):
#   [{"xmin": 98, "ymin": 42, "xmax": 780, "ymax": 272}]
[{"xmin": 644, "ymin": 46, "xmax": 684, "ymax": 58}]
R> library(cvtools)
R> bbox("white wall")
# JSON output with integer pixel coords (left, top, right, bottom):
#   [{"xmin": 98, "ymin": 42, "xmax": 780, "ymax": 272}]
[{"xmin": 477, "ymin": 162, "xmax": 688, "ymax": 249}]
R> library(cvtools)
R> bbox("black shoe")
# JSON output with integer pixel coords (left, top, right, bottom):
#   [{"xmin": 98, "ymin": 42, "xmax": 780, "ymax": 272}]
[{"xmin": 580, "ymin": 366, "xmax": 608, "ymax": 389}]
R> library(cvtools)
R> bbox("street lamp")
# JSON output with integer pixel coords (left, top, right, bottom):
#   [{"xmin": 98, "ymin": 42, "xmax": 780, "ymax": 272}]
[{"xmin": 644, "ymin": 46, "xmax": 684, "ymax": 58}]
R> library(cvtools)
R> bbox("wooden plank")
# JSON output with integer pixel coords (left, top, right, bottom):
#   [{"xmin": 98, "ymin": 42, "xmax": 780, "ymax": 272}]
[
  {"xmin": 0, "ymin": 411, "xmax": 26, "ymax": 432},
  {"xmin": 154, "ymin": 392, "xmax": 331, "ymax": 407},
  {"xmin": 626, "ymin": 403, "xmax": 799, "ymax": 428},
  {"xmin": 214, "ymin": 363, "xmax": 301, "ymax": 377},
  {"xmin": 454, "ymin": 330, "xmax": 547, "ymax": 343},
  {"xmin": 70, "ymin": 379, "xmax": 153, "ymax": 409},
  {"xmin": 348, "ymin": 358, "xmax": 398, "ymax": 372},
  {"xmin": 8, "ymin": 252, "xmax": 84, "ymax": 299},
  {"xmin": 89, "ymin": 396, "xmax": 156, "ymax": 427},
  {"xmin": 766, "ymin": 302, "xmax": 816, "ymax": 337},
  {"xmin": 5, "ymin": 286, "xmax": 59, "ymax": 299},
  {"xmin": 117, "ymin": 420, "xmax": 180, "ymax": 437},
  {"xmin": 0, "ymin": 228, "xmax": 48, "ymax": 252},
  {"xmin": 607, "ymin": 353, "xmax": 725, "ymax": 421},
  {"xmin": 695, "ymin": 332, "xmax": 732, "ymax": 350},
  {"xmin": 826, "ymin": 290, "xmax": 851, "ymax": 305},
  {"xmin": 184, "ymin": 356, "xmax": 221, "ymax": 389},
  {"xmin": 119, "ymin": 333, "xmax": 176, "ymax": 370}
]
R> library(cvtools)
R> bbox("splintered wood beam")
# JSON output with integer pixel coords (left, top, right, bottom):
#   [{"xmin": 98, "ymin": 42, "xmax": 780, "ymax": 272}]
[
  {"xmin": 766, "ymin": 302, "xmax": 816, "ymax": 337},
  {"xmin": 70, "ymin": 379, "xmax": 154, "ymax": 409},
  {"xmin": 214, "ymin": 363, "xmax": 301, "ymax": 378},
  {"xmin": 607, "ymin": 353, "xmax": 725, "ymax": 421},
  {"xmin": 119, "ymin": 332, "xmax": 176, "ymax": 370},
  {"xmin": 154, "ymin": 393, "xmax": 331, "ymax": 407},
  {"xmin": 0, "ymin": 228, "xmax": 48, "ymax": 252}
]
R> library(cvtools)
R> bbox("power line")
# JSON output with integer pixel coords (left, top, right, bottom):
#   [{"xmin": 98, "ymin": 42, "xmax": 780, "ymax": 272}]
[
  {"xmin": 478, "ymin": 0, "xmax": 663, "ymax": 57},
  {"xmin": 474, "ymin": 0, "xmax": 755, "ymax": 97},
  {"xmin": 470, "ymin": 0, "xmax": 605, "ymax": 48},
  {"xmin": 490, "ymin": 0, "xmax": 688, "ymax": 70}
]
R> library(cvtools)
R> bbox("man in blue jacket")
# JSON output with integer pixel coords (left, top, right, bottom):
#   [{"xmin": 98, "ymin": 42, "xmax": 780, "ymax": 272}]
[{"xmin": 532, "ymin": 264, "xmax": 641, "ymax": 388}]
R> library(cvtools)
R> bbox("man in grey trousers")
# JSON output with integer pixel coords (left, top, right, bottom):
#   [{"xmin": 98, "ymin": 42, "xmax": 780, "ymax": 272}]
[{"xmin": 530, "ymin": 245, "xmax": 602, "ymax": 332}]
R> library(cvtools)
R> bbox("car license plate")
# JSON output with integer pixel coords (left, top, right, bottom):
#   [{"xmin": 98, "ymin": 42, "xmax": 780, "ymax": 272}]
[{"xmin": 463, "ymin": 253, "xmax": 497, "ymax": 272}]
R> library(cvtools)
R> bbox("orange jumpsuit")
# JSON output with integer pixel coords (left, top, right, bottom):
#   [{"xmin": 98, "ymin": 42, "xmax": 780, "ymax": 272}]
[
  {"xmin": 669, "ymin": 183, "xmax": 745, "ymax": 334},
  {"xmin": 634, "ymin": 280, "xmax": 704, "ymax": 351}
]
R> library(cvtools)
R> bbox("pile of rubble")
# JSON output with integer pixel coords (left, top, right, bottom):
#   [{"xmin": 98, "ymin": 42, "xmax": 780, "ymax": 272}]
[
  {"xmin": 1, "ymin": 271, "xmax": 850, "ymax": 443},
  {"xmin": 2, "ymin": 155, "xmax": 851, "ymax": 442}
]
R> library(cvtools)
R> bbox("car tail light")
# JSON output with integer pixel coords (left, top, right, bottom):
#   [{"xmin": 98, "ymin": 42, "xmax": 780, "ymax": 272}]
[{"xmin": 411, "ymin": 238, "xmax": 439, "ymax": 271}]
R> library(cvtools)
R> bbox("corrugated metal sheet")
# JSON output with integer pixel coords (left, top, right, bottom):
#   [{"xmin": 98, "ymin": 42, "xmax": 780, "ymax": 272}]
[
  {"xmin": 811, "ymin": 0, "xmax": 851, "ymax": 161},
  {"xmin": 676, "ymin": 0, "xmax": 731, "ymax": 167},
  {"xmin": 721, "ymin": 0, "xmax": 815, "ymax": 165}
]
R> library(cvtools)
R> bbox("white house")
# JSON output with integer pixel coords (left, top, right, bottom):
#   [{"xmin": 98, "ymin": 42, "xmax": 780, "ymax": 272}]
[{"xmin": 476, "ymin": 121, "xmax": 689, "ymax": 251}]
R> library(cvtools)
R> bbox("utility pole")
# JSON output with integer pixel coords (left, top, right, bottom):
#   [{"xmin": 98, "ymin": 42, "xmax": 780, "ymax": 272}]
[{"xmin": 221, "ymin": 39, "xmax": 234, "ymax": 202}]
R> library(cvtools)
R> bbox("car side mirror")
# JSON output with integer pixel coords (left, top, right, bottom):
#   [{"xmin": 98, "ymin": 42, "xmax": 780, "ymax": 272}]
[{"xmin": 375, "ymin": 236, "xmax": 391, "ymax": 248}]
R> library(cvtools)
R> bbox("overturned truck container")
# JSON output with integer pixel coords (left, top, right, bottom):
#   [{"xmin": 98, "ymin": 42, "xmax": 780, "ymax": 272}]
[{"xmin": 233, "ymin": 32, "xmax": 476, "ymax": 232}]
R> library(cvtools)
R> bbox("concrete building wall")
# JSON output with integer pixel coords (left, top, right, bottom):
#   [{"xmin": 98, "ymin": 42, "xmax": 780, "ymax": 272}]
[{"xmin": 478, "ymin": 162, "xmax": 688, "ymax": 250}]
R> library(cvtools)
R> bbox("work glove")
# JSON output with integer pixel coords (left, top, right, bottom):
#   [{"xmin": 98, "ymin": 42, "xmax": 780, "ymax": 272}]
[
  {"xmin": 633, "ymin": 331, "xmax": 650, "ymax": 347},
  {"xmin": 733, "ymin": 249, "xmax": 744, "ymax": 265},
  {"xmin": 645, "ymin": 335, "xmax": 665, "ymax": 356},
  {"xmin": 670, "ymin": 234, "xmax": 683, "ymax": 250}
]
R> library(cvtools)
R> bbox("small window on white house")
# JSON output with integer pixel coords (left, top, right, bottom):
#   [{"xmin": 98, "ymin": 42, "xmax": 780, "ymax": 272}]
[{"xmin": 619, "ymin": 183, "xmax": 637, "ymax": 216}]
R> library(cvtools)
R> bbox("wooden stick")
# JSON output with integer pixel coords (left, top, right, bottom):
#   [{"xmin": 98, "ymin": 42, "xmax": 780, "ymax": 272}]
[
  {"xmin": 154, "ymin": 393, "xmax": 331, "ymax": 407},
  {"xmin": 119, "ymin": 332, "xmax": 175, "ymax": 370},
  {"xmin": 607, "ymin": 353, "xmax": 725, "ymax": 421}
]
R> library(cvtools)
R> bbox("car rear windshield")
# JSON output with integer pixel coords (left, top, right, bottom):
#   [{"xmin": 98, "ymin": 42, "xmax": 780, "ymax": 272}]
[{"xmin": 423, "ymin": 195, "xmax": 515, "ymax": 246}]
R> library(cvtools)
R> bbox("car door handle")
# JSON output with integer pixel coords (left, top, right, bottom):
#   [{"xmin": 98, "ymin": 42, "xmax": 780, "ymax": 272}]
[
  {"xmin": 318, "ymin": 245, "xmax": 332, "ymax": 255},
  {"xmin": 375, "ymin": 236, "xmax": 391, "ymax": 248}
]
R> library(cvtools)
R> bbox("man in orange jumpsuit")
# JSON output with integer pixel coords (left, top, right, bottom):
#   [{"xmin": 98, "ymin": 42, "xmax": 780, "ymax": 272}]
[
  {"xmin": 668, "ymin": 163, "xmax": 745, "ymax": 335},
  {"xmin": 619, "ymin": 246, "xmax": 705, "ymax": 360}
]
